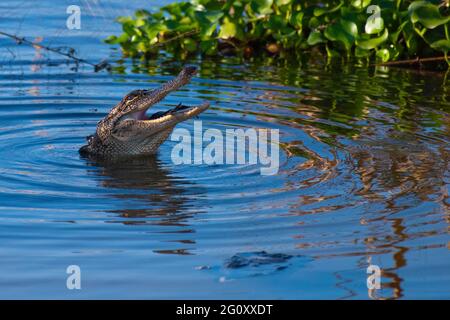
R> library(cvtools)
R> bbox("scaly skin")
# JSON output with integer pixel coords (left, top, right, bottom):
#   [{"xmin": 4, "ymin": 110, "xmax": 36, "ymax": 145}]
[{"xmin": 80, "ymin": 66, "xmax": 209, "ymax": 157}]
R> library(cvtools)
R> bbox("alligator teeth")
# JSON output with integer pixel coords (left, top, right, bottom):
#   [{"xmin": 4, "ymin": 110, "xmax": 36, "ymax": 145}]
[{"xmin": 147, "ymin": 103, "xmax": 192, "ymax": 120}]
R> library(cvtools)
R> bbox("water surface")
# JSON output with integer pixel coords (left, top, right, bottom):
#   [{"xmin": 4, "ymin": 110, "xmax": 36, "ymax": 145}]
[{"xmin": 0, "ymin": 0, "xmax": 449, "ymax": 299}]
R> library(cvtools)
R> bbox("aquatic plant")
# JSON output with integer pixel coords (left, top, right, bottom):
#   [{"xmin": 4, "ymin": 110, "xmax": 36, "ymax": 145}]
[{"xmin": 105, "ymin": 0, "xmax": 450, "ymax": 65}]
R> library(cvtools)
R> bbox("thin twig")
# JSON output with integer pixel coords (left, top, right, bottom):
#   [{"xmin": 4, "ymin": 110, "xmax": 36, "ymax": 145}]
[
  {"xmin": 372, "ymin": 56, "xmax": 448, "ymax": 66},
  {"xmin": 154, "ymin": 29, "xmax": 200, "ymax": 47},
  {"xmin": 0, "ymin": 30, "xmax": 111, "ymax": 71}
]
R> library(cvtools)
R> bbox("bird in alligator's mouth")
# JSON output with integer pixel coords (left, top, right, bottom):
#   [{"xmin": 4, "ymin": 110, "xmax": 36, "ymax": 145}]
[{"xmin": 79, "ymin": 66, "xmax": 209, "ymax": 157}]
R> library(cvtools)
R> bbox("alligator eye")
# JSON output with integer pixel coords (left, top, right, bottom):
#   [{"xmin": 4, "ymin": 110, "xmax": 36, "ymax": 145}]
[
  {"xmin": 124, "ymin": 90, "xmax": 146, "ymax": 104},
  {"xmin": 123, "ymin": 96, "xmax": 138, "ymax": 106}
]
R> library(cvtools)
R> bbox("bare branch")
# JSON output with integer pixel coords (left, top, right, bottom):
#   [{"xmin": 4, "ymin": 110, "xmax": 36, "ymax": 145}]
[{"xmin": 0, "ymin": 30, "xmax": 111, "ymax": 72}]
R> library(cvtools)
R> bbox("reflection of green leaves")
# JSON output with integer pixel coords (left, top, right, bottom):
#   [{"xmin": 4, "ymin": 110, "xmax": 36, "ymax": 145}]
[
  {"xmin": 408, "ymin": 1, "xmax": 450, "ymax": 29},
  {"xmin": 356, "ymin": 28, "xmax": 388, "ymax": 50}
]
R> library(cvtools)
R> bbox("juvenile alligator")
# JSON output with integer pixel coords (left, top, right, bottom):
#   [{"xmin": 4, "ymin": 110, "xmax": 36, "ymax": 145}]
[{"xmin": 79, "ymin": 66, "xmax": 209, "ymax": 157}]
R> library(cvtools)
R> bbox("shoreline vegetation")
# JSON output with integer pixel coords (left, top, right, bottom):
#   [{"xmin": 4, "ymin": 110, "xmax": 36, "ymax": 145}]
[{"xmin": 104, "ymin": 0, "xmax": 450, "ymax": 70}]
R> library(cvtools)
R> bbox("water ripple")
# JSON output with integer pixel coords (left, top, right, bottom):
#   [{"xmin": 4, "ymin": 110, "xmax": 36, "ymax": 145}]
[{"xmin": 0, "ymin": 54, "xmax": 449, "ymax": 299}]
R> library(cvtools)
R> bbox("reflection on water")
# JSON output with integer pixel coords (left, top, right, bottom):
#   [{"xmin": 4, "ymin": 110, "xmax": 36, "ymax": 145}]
[
  {"xmin": 82, "ymin": 155, "xmax": 201, "ymax": 255},
  {"xmin": 0, "ymin": 25, "xmax": 449, "ymax": 298}
]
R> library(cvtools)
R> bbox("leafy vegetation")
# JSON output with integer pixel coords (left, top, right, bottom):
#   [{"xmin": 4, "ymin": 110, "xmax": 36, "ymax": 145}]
[{"xmin": 105, "ymin": 0, "xmax": 450, "ymax": 64}]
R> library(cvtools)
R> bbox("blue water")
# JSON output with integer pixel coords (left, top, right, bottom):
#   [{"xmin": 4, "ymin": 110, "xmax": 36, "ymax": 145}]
[{"xmin": 0, "ymin": 0, "xmax": 449, "ymax": 299}]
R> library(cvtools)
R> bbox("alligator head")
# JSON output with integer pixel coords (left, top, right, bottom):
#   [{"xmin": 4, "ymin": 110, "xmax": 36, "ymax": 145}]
[{"xmin": 79, "ymin": 66, "xmax": 209, "ymax": 157}]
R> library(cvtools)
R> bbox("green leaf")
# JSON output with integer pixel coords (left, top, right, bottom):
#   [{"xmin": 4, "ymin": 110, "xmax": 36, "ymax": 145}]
[
  {"xmin": 290, "ymin": 12, "xmax": 303, "ymax": 29},
  {"xmin": 200, "ymin": 23, "xmax": 218, "ymax": 39},
  {"xmin": 116, "ymin": 33, "xmax": 130, "ymax": 43},
  {"xmin": 308, "ymin": 16, "xmax": 320, "ymax": 29},
  {"xmin": 276, "ymin": 0, "xmax": 291, "ymax": 6},
  {"xmin": 325, "ymin": 44, "xmax": 340, "ymax": 58},
  {"xmin": 197, "ymin": 10, "xmax": 223, "ymax": 24},
  {"xmin": 390, "ymin": 20, "xmax": 408, "ymax": 44},
  {"xmin": 117, "ymin": 16, "xmax": 133, "ymax": 24},
  {"xmin": 365, "ymin": 5, "xmax": 384, "ymax": 34},
  {"xmin": 388, "ymin": 44, "xmax": 402, "ymax": 60},
  {"xmin": 376, "ymin": 48, "xmax": 390, "ymax": 62},
  {"xmin": 355, "ymin": 47, "xmax": 371, "ymax": 57},
  {"xmin": 104, "ymin": 35, "xmax": 118, "ymax": 44},
  {"xmin": 165, "ymin": 20, "xmax": 194, "ymax": 32},
  {"xmin": 136, "ymin": 41, "xmax": 148, "ymax": 52},
  {"xmin": 251, "ymin": 0, "xmax": 274, "ymax": 15},
  {"xmin": 200, "ymin": 39, "xmax": 218, "ymax": 55},
  {"xmin": 250, "ymin": 21, "xmax": 264, "ymax": 38},
  {"xmin": 408, "ymin": 1, "xmax": 450, "ymax": 29},
  {"xmin": 206, "ymin": 11, "xmax": 224, "ymax": 23},
  {"xmin": 135, "ymin": 9, "xmax": 151, "ymax": 19},
  {"xmin": 405, "ymin": 32, "xmax": 419, "ymax": 54},
  {"xmin": 356, "ymin": 28, "xmax": 388, "ymax": 50},
  {"xmin": 142, "ymin": 23, "xmax": 166, "ymax": 39},
  {"xmin": 430, "ymin": 39, "xmax": 450, "ymax": 52},
  {"xmin": 219, "ymin": 17, "xmax": 243, "ymax": 40},
  {"xmin": 151, "ymin": 12, "xmax": 164, "ymax": 20},
  {"xmin": 267, "ymin": 14, "xmax": 287, "ymax": 31},
  {"xmin": 351, "ymin": 0, "xmax": 371, "ymax": 9},
  {"xmin": 324, "ymin": 19, "xmax": 358, "ymax": 51},
  {"xmin": 120, "ymin": 20, "xmax": 135, "ymax": 35},
  {"xmin": 340, "ymin": 19, "xmax": 359, "ymax": 38},
  {"xmin": 314, "ymin": 1, "xmax": 343, "ymax": 17},
  {"xmin": 163, "ymin": 2, "xmax": 189, "ymax": 18},
  {"xmin": 307, "ymin": 30, "xmax": 325, "ymax": 45},
  {"xmin": 179, "ymin": 16, "xmax": 193, "ymax": 25},
  {"xmin": 183, "ymin": 38, "xmax": 197, "ymax": 52},
  {"xmin": 219, "ymin": 21, "xmax": 236, "ymax": 39}
]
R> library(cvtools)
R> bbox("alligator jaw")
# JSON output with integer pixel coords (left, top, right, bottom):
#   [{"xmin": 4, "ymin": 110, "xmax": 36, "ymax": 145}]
[
  {"xmin": 121, "ymin": 100, "xmax": 208, "ymax": 123},
  {"xmin": 125, "ymin": 101, "xmax": 210, "ymax": 137},
  {"xmin": 146, "ymin": 102, "xmax": 209, "ymax": 121}
]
